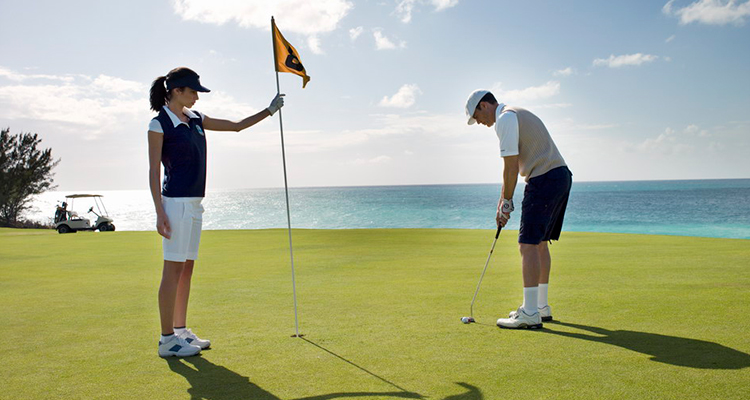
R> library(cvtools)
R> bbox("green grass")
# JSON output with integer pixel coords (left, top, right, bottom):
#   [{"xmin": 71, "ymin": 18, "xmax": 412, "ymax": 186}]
[{"xmin": 2, "ymin": 227, "xmax": 749, "ymax": 399}]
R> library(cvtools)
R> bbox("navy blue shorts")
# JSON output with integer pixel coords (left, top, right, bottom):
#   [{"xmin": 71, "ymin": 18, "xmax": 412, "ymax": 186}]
[{"xmin": 519, "ymin": 166, "xmax": 572, "ymax": 245}]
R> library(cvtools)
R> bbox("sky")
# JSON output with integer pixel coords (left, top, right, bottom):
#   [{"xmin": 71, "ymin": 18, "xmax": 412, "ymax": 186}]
[{"xmin": 1, "ymin": 0, "xmax": 749, "ymax": 190}]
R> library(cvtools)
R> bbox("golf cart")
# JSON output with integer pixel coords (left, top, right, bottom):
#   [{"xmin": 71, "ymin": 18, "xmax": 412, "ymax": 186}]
[{"xmin": 54, "ymin": 194, "xmax": 115, "ymax": 234}]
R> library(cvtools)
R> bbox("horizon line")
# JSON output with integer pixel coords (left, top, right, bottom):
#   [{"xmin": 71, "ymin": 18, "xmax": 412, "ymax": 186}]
[{"xmin": 48, "ymin": 176, "xmax": 750, "ymax": 193}]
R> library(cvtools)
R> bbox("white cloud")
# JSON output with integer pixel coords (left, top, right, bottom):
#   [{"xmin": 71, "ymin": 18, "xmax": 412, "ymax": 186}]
[
  {"xmin": 0, "ymin": 66, "xmax": 258, "ymax": 140},
  {"xmin": 491, "ymin": 81, "xmax": 561, "ymax": 104},
  {"xmin": 639, "ymin": 127, "xmax": 685, "ymax": 154},
  {"xmin": 379, "ymin": 84, "xmax": 422, "ymax": 108},
  {"xmin": 0, "ymin": 66, "xmax": 75, "ymax": 83},
  {"xmin": 91, "ymin": 75, "xmax": 143, "ymax": 93},
  {"xmin": 593, "ymin": 53, "xmax": 659, "ymax": 68},
  {"xmin": 685, "ymin": 123, "xmax": 711, "ymax": 137},
  {"xmin": 395, "ymin": 0, "xmax": 460, "ymax": 23},
  {"xmin": 373, "ymin": 29, "xmax": 406, "ymax": 50},
  {"xmin": 396, "ymin": 0, "xmax": 417, "ymax": 23},
  {"xmin": 553, "ymin": 67, "xmax": 574, "ymax": 77},
  {"xmin": 349, "ymin": 26, "xmax": 363, "ymax": 41},
  {"xmin": 638, "ymin": 124, "xmax": 711, "ymax": 154},
  {"xmin": 431, "ymin": 0, "xmax": 460, "ymax": 11},
  {"xmin": 0, "ymin": 67, "xmax": 149, "ymax": 137},
  {"xmin": 193, "ymin": 91, "xmax": 259, "ymax": 121},
  {"xmin": 307, "ymin": 35, "xmax": 323, "ymax": 54},
  {"xmin": 663, "ymin": 0, "xmax": 750, "ymax": 26},
  {"xmin": 666, "ymin": 34, "xmax": 677, "ymax": 43},
  {"xmin": 171, "ymin": 0, "xmax": 353, "ymax": 35}
]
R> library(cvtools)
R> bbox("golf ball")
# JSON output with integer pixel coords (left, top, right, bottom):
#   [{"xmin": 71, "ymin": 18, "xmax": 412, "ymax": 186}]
[{"xmin": 461, "ymin": 317, "xmax": 471, "ymax": 324}]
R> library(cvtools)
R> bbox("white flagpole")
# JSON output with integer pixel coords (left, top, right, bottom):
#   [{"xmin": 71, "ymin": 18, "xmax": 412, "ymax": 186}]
[{"xmin": 271, "ymin": 16, "xmax": 301, "ymax": 338}]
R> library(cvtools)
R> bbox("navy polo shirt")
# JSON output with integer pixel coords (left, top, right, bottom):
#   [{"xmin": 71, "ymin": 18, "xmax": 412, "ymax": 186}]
[{"xmin": 150, "ymin": 106, "xmax": 207, "ymax": 197}]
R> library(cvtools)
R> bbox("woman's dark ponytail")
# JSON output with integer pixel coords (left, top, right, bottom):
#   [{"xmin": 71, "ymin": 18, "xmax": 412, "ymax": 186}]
[{"xmin": 149, "ymin": 76, "xmax": 168, "ymax": 112}]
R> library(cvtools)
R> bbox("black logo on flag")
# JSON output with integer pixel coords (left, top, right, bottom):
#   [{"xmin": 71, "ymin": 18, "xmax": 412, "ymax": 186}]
[{"xmin": 285, "ymin": 45, "xmax": 305, "ymax": 72}]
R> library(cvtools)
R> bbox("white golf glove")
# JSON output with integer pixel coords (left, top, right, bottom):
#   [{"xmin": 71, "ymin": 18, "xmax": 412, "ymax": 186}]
[
  {"xmin": 498, "ymin": 198, "xmax": 514, "ymax": 219},
  {"xmin": 267, "ymin": 93, "xmax": 285, "ymax": 116}
]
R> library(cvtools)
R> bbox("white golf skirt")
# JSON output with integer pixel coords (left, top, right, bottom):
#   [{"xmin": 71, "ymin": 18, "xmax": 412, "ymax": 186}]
[{"xmin": 162, "ymin": 196, "xmax": 204, "ymax": 262}]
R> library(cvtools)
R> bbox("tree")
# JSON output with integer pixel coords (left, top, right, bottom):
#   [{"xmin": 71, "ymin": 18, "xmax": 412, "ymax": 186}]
[{"xmin": 0, "ymin": 128, "xmax": 60, "ymax": 227}]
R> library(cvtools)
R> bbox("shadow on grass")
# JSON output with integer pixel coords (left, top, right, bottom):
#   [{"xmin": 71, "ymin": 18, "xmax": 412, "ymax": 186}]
[
  {"xmin": 544, "ymin": 321, "xmax": 750, "ymax": 369},
  {"xmin": 166, "ymin": 338, "xmax": 484, "ymax": 400},
  {"xmin": 166, "ymin": 357, "xmax": 280, "ymax": 400},
  {"xmin": 299, "ymin": 337, "xmax": 423, "ymax": 399},
  {"xmin": 300, "ymin": 338, "xmax": 419, "ymax": 394},
  {"xmin": 167, "ymin": 354, "xmax": 480, "ymax": 399},
  {"xmin": 298, "ymin": 339, "xmax": 484, "ymax": 399},
  {"xmin": 440, "ymin": 382, "xmax": 483, "ymax": 400}
]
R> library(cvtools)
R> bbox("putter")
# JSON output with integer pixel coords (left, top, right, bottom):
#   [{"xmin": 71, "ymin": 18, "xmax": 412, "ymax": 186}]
[{"xmin": 461, "ymin": 226, "xmax": 502, "ymax": 324}]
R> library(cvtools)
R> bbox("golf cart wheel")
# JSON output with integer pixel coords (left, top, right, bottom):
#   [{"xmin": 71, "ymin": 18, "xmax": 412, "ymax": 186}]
[
  {"xmin": 57, "ymin": 225, "xmax": 71, "ymax": 234},
  {"xmin": 97, "ymin": 224, "xmax": 108, "ymax": 232},
  {"xmin": 109, "ymin": 224, "xmax": 115, "ymax": 231}
]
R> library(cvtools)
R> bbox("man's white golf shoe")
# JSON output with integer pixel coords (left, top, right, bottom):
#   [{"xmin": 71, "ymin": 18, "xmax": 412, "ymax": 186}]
[
  {"xmin": 538, "ymin": 305, "xmax": 553, "ymax": 322},
  {"xmin": 178, "ymin": 328, "xmax": 211, "ymax": 350},
  {"xmin": 497, "ymin": 307, "xmax": 543, "ymax": 329},
  {"xmin": 508, "ymin": 305, "xmax": 553, "ymax": 322},
  {"xmin": 158, "ymin": 335, "xmax": 202, "ymax": 358}
]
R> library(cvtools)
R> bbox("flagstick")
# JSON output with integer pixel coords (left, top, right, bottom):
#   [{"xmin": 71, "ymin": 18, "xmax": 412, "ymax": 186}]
[{"xmin": 271, "ymin": 17, "xmax": 301, "ymax": 338}]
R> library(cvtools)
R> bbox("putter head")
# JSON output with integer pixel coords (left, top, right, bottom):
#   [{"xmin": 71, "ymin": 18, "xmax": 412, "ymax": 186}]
[{"xmin": 461, "ymin": 317, "xmax": 475, "ymax": 324}]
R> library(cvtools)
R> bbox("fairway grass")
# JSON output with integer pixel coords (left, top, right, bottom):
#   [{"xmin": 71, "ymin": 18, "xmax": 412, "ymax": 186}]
[{"xmin": 2, "ymin": 228, "xmax": 749, "ymax": 399}]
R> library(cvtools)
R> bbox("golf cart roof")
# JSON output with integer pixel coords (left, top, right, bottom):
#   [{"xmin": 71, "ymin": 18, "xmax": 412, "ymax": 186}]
[{"xmin": 66, "ymin": 194, "xmax": 103, "ymax": 198}]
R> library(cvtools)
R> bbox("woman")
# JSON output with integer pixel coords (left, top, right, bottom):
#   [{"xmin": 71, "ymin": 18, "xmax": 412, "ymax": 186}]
[{"xmin": 148, "ymin": 67, "xmax": 283, "ymax": 357}]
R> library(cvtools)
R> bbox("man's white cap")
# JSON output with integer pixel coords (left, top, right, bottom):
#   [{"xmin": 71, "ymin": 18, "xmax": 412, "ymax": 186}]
[{"xmin": 465, "ymin": 89, "xmax": 490, "ymax": 125}]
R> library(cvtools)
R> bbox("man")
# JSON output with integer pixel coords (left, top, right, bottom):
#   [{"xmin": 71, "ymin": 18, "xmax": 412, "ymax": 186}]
[
  {"xmin": 465, "ymin": 89, "xmax": 572, "ymax": 329},
  {"xmin": 54, "ymin": 202, "xmax": 68, "ymax": 223}
]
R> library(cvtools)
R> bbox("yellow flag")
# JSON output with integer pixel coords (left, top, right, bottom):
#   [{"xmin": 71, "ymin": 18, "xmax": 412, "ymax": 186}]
[{"xmin": 272, "ymin": 17, "xmax": 310, "ymax": 88}]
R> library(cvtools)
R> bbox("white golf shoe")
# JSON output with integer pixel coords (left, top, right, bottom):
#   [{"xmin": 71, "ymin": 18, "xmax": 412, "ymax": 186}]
[
  {"xmin": 178, "ymin": 328, "xmax": 211, "ymax": 350},
  {"xmin": 508, "ymin": 305, "xmax": 553, "ymax": 322},
  {"xmin": 497, "ymin": 307, "xmax": 543, "ymax": 329},
  {"xmin": 538, "ymin": 305, "xmax": 553, "ymax": 322},
  {"xmin": 158, "ymin": 335, "xmax": 202, "ymax": 358}
]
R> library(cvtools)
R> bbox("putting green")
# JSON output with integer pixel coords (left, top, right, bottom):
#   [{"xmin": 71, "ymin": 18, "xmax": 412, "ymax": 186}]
[{"xmin": 2, "ymin": 228, "xmax": 749, "ymax": 399}]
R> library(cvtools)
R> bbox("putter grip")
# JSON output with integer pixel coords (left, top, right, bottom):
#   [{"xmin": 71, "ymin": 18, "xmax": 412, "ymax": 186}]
[{"xmin": 495, "ymin": 226, "xmax": 502, "ymax": 239}]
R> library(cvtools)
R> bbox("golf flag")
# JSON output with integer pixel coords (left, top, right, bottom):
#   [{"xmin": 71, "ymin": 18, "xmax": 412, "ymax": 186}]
[
  {"xmin": 272, "ymin": 17, "xmax": 310, "ymax": 88},
  {"xmin": 270, "ymin": 16, "xmax": 306, "ymax": 338}
]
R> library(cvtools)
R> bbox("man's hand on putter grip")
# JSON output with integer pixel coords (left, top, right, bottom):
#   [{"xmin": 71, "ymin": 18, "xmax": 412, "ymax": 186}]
[
  {"xmin": 496, "ymin": 211, "xmax": 510, "ymax": 227},
  {"xmin": 499, "ymin": 198, "xmax": 514, "ymax": 214},
  {"xmin": 496, "ymin": 198, "xmax": 514, "ymax": 228}
]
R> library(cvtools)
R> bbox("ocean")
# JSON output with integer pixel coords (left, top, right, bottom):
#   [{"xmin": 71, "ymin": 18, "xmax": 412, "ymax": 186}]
[{"xmin": 27, "ymin": 179, "xmax": 750, "ymax": 239}]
